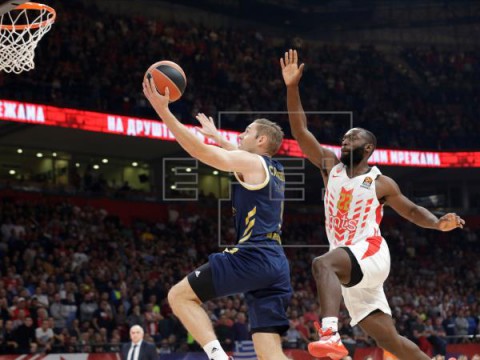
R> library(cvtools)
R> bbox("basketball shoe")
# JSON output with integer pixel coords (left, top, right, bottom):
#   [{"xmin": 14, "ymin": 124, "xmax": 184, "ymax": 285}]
[{"xmin": 308, "ymin": 321, "xmax": 349, "ymax": 359}]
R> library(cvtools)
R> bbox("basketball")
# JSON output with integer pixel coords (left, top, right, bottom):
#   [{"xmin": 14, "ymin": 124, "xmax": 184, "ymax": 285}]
[{"xmin": 145, "ymin": 60, "xmax": 187, "ymax": 102}]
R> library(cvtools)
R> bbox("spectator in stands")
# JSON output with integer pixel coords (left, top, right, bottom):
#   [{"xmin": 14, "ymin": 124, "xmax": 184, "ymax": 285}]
[
  {"xmin": 79, "ymin": 292, "xmax": 98, "ymax": 323},
  {"xmin": 442, "ymin": 310, "xmax": 457, "ymax": 341},
  {"xmin": 283, "ymin": 321, "xmax": 307, "ymax": 350},
  {"xmin": 11, "ymin": 309, "xmax": 26, "ymax": 330},
  {"xmin": 303, "ymin": 303, "xmax": 320, "ymax": 327},
  {"xmin": 214, "ymin": 313, "xmax": 234, "ymax": 352},
  {"xmin": 35, "ymin": 307, "xmax": 49, "ymax": 328},
  {"xmin": 63, "ymin": 291, "xmax": 78, "ymax": 328},
  {"xmin": 126, "ymin": 305, "xmax": 144, "ymax": 330},
  {"xmin": 10, "ymin": 297, "xmax": 30, "ymax": 321},
  {"xmin": 115, "ymin": 303, "xmax": 128, "ymax": 334},
  {"xmin": 232, "ymin": 312, "xmax": 250, "ymax": 342},
  {"xmin": 412, "ymin": 315, "xmax": 434, "ymax": 356},
  {"xmin": 428, "ymin": 317, "xmax": 447, "ymax": 356},
  {"xmin": 92, "ymin": 300, "xmax": 115, "ymax": 335},
  {"xmin": 12, "ymin": 316, "xmax": 36, "ymax": 353},
  {"xmin": 454, "ymin": 309, "xmax": 469, "ymax": 342},
  {"xmin": 158, "ymin": 338, "xmax": 173, "ymax": 354},
  {"xmin": 107, "ymin": 330, "xmax": 122, "ymax": 353},
  {"xmin": 50, "ymin": 293, "xmax": 68, "ymax": 331},
  {"xmin": 0, "ymin": 320, "xmax": 17, "ymax": 354},
  {"xmin": 68, "ymin": 319, "xmax": 81, "ymax": 342},
  {"xmin": 0, "ymin": 298, "xmax": 9, "ymax": 321},
  {"xmin": 33, "ymin": 286, "xmax": 49, "ymax": 308},
  {"xmin": 78, "ymin": 331, "xmax": 92, "ymax": 353},
  {"xmin": 35, "ymin": 319, "xmax": 54, "ymax": 353},
  {"xmin": 143, "ymin": 303, "xmax": 161, "ymax": 342},
  {"xmin": 465, "ymin": 308, "xmax": 477, "ymax": 336}
]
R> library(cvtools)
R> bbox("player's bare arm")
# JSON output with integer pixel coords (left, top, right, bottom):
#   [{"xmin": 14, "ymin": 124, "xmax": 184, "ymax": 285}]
[
  {"xmin": 281, "ymin": 49, "xmax": 336, "ymax": 169},
  {"xmin": 143, "ymin": 78, "xmax": 264, "ymax": 177},
  {"xmin": 376, "ymin": 175, "xmax": 465, "ymax": 231},
  {"xmin": 281, "ymin": 49, "xmax": 339, "ymax": 179},
  {"xmin": 195, "ymin": 113, "xmax": 238, "ymax": 151}
]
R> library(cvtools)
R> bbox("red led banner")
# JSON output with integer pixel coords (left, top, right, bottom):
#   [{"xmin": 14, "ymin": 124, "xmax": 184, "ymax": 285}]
[{"xmin": 0, "ymin": 99, "xmax": 478, "ymax": 168}]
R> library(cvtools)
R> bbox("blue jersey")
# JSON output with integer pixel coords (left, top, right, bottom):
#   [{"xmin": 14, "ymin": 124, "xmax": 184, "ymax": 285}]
[
  {"xmin": 192, "ymin": 155, "xmax": 292, "ymax": 333},
  {"xmin": 232, "ymin": 155, "xmax": 285, "ymax": 244}
]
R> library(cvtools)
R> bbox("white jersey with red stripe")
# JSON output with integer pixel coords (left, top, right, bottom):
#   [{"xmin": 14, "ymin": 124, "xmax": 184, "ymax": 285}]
[
  {"xmin": 325, "ymin": 163, "xmax": 392, "ymax": 326},
  {"xmin": 324, "ymin": 163, "xmax": 383, "ymax": 252}
]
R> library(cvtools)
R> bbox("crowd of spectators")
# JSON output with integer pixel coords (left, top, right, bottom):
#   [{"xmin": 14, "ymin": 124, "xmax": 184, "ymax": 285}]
[
  {"xmin": 0, "ymin": 1, "xmax": 479, "ymax": 150},
  {"xmin": 0, "ymin": 196, "xmax": 478, "ymax": 358}
]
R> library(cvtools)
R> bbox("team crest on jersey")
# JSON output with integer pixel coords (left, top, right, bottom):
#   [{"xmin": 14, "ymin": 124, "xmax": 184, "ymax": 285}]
[
  {"xmin": 336, "ymin": 187, "xmax": 353, "ymax": 213},
  {"xmin": 360, "ymin": 176, "xmax": 373, "ymax": 189}
]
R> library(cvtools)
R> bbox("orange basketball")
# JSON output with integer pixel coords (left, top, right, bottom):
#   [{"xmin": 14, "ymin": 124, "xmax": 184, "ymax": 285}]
[{"xmin": 145, "ymin": 60, "xmax": 187, "ymax": 102}]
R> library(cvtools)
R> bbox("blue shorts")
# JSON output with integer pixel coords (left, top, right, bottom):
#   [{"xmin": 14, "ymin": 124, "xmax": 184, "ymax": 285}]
[{"xmin": 208, "ymin": 241, "xmax": 292, "ymax": 334}]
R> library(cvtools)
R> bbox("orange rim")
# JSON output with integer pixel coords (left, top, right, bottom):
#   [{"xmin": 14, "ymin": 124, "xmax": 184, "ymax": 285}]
[{"xmin": 0, "ymin": 2, "xmax": 56, "ymax": 31}]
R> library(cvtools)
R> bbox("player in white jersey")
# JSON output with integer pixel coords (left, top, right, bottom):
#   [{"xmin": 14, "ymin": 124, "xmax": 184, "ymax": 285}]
[{"xmin": 281, "ymin": 49, "xmax": 465, "ymax": 360}]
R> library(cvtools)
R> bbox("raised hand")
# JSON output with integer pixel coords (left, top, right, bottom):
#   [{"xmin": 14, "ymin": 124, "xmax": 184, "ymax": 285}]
[
  {"xmin": 143, "ymin": 77, "xmax": 170, "ymax": 111},
  {"xmin": 436, "ymin": 213, "xmax": 465, "ymax": 231},
  {"xmin": 195, "ymin": 113, "xmax": 219, "ymax": 141},
  {"xmin": 280, "ymin": 49, "xmax": 305, "ymax": 87}
]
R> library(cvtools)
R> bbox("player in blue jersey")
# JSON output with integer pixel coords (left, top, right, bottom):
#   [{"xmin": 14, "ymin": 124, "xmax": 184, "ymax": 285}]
[{"xmin": 143, "ymin": 79, "xmax": 292, "ymax": 360}]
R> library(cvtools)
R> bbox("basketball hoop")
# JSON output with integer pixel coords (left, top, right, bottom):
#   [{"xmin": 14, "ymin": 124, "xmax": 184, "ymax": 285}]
[{"xmin": 0, "ymin": 2, "xmax": 56, "ymax": 74}]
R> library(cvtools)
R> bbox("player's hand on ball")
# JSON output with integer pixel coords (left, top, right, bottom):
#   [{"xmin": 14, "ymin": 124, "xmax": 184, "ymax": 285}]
[
  {"xmin": 195, "ymin": 113, "xmax": 219, "ymax": 141},
  {"xmin": 436, "ymin": 213, "xmax": 465, "ymax": 231},
  {"xmin": 280, "ymin": 49, "xmax": 305, "ymax": 87},
  {"xmin": 143, "ymin": 77, "xmax": 170, "ymax": 110}
]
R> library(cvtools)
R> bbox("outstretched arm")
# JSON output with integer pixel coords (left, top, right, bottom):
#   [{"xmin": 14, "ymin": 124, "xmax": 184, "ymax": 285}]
[
  {"xmin": 281, "ymin": 49, "xmax": 339, "ymax": 178},
  {"xmin": 195, "ymin": 113, "xmax": 238, "ymax": 151},
  {"xmin": 378, "ymin": 175, "xmax": 465, "ymax": 231},
  {"xmin": 143, "ymin": 78, "xmax": 261, "ymax": 174}
]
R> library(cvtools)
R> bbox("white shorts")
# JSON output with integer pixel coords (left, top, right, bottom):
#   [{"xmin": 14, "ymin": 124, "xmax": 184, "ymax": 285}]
[{"xmin": 341, "ymin": 238, "xmax": 392, "ymax": 326}]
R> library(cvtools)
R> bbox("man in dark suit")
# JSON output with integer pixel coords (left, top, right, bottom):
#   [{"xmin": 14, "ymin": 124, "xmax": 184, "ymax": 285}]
[{"xmin": 121, "ymin": 325, "xmax": 158, "ymax": 360}]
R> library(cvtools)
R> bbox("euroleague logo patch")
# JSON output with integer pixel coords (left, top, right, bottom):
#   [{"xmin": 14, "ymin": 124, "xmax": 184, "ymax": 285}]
[{"xmin": 360, "ymin": 176, "xmax": 373, "ymax": 189}]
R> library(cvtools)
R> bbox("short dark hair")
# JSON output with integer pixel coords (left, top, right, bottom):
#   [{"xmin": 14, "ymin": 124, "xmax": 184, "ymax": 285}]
[{"xmin": 357, "ymin": 127, "xmax": 377, "ymax": 150}]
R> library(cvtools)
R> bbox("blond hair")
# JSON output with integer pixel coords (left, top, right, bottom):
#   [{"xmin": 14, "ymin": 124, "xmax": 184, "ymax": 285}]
[{"xmin": 253, "ymin": 118, "xmax": 284, "ymax": 155}]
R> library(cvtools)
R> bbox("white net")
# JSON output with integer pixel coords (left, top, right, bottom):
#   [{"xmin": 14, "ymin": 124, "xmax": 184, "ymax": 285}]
[{"xmin": 0, "ymin": 3, "xmax": 55, "ymax": 74}]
